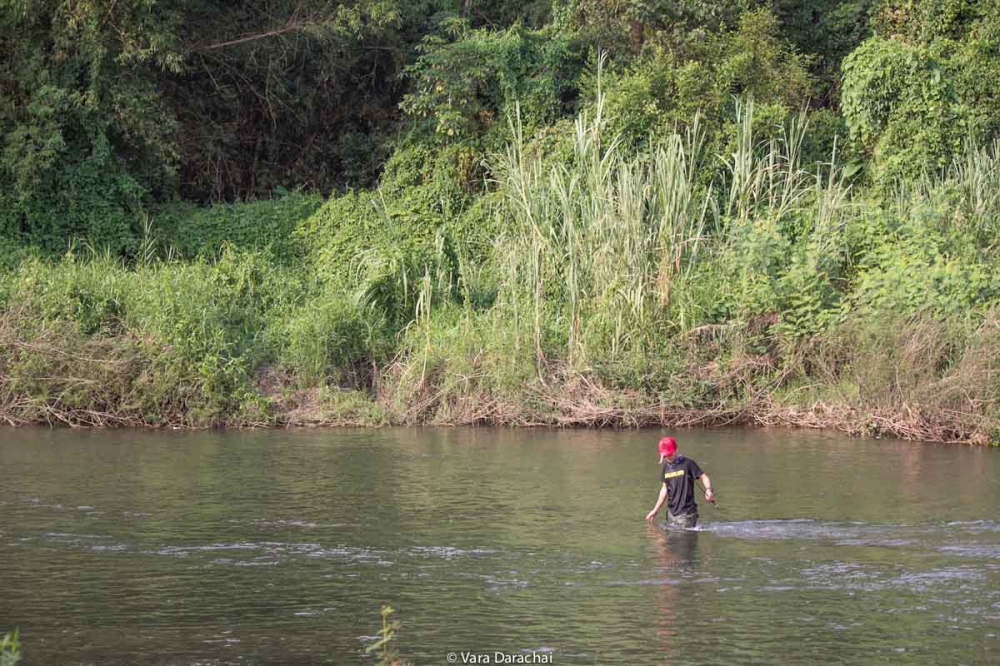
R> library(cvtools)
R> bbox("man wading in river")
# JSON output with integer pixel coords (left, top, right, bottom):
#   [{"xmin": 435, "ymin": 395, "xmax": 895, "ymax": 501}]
[{"xmin": 644, "ymin": 437, "xmax": 714, "ymax": 528}]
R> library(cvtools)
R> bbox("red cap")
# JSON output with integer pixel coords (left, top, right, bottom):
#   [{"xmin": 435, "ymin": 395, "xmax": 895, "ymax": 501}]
[{"xmin": 658, "ymin": 437, "xmax": 677, "ymax": 458}]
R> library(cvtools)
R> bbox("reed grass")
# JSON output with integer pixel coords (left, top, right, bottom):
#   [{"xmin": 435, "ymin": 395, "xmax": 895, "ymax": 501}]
[{"xmin": 494, "ymin": 62, "xmax": 711, "ymax": 371}]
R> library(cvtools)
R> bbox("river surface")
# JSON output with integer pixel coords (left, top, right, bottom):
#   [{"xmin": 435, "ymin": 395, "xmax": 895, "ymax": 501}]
[{"xmin": 1, "ymin": 427, "xmax": 999, "ymax": 665}]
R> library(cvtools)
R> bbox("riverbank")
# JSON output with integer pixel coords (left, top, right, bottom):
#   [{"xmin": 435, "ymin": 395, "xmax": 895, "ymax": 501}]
[
  {"xmin": 3, "ymin": 104, "xmax": 1000, "ymax": 446},
  {"xmin": 3, "ymin": 302, "xmax": 996, "ymax": 445},
  {"xmin": 271, "ymin": 383, "xmax": 996, "ymax": 445},
  {"xmin": 2, "ymin": 398, "xmax": 990, "ymax": 445}
]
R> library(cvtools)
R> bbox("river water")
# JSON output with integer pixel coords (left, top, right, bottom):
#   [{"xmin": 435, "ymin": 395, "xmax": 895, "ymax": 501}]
[{"xmin": 1, "ymin": 427, "xmax": 998, "ymax": 665}]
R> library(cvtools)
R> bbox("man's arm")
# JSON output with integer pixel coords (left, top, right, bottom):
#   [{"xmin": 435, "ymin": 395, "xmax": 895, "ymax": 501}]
[
  {"xmin": 700, "ymin": 472, "xmax": 714, "ymax": 503},
  {"xmin": 645, "ymin": 483, "xmax": 668, "ymax": 521}
]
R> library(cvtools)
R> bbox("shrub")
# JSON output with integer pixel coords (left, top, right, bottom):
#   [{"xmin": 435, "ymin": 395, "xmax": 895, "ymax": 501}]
[
  {"xmin": 842, "ymin": 2, "xmax": 1000, "ymax": 185},
  {"xmin": 155, "ymin": 193, "xmax": 323, "ymax": 263},
  {"xmin": 278, "ymin": 289, "xmax": 389, "ymax": 387},
  {"xmin": 1, "ymin": 248, "xmax": 303, "ymax": 425}
]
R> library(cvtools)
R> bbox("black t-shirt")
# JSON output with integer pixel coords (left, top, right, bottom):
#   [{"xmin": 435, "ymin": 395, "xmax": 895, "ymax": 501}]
[{"xmin": 660, "ymin": 455, "xmax": 704, "ymax": 516}]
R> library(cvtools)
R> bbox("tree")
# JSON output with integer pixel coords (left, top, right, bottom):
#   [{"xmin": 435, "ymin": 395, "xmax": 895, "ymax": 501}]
[{"xmin": 0, "ymin": 0, "xmax": 183, "ymax": 253}]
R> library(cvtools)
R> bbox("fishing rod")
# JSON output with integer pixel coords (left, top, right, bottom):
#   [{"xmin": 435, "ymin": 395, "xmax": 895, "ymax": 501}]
[{"xmin": 697, "ymin": 479, "xmax": 718, "ymax": 508}]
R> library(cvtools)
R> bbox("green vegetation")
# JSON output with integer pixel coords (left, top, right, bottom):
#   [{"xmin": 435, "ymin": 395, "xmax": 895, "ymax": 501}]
[
  {"xmin": 0, "ymin": 629, "xmax": 20, "ymax": 666},
  {"xmin": 366, "ymin": 605, "xmax": 410, "ymax": 666},
  {"xmin": 2, "ymin": 1, "xmax": 1000, "ymax": 443}
]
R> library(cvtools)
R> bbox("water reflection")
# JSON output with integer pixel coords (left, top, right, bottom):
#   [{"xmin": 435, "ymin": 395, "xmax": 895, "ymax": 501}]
[
  {"xmin": 645, "ymin": 524, "xmax": 700, "ymax": 663},
  {"xmin": 650, "ymin": 524, "xmax": 700, "ymax": 565}
]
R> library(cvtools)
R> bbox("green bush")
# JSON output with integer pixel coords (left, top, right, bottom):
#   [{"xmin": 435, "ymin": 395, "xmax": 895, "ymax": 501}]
[
  {"xmin": 2, "ymin": 248, "xmax": 305, "ymax": 425},
  {"xmin": 279, "ymin": 289, "xmax": 389, "ymax": 387},
  {"xmin": 401, "ymin": 18, "xmax": 582, "ymax": 142},
  {"xmin": 842, "ymin": 1, "xmax": 1000, "ymax": 185},
  {"xmin": 155, "ymin": 193, "xmax": 323, "ymax": 263},
  {"xmin": 845, "ymin": 213, "xmax": 1000, "ymax": 320},
  {"xmin": 0, "ymin": 235, "xmax": 32, "ymax": 272},
  {"xmin": 294, "ymin": 140, "xmax": 495, "ymax": 327},
  {"xmin": 600, "ymin": 7, "xmax": 814, "ymax": 157},
  {"xmin": 0, "ymin": 138, "xmax": 147, "ymax": 257}
]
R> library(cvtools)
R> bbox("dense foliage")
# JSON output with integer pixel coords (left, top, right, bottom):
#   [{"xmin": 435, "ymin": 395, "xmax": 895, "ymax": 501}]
[
  {"xmin": 842, "ymin": 0, "xmax": 1000, "ymax": 183},
  {"xmin": 2, "ymin": 1, "xmax": 1000, "ymax": 442}
]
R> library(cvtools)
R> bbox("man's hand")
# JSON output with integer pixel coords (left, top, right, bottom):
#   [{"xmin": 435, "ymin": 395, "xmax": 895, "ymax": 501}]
[
  {"xmin": 646, "ymin": 484, "xmax": 667, "ymax": 522},
  {"xmin": 700, "ymin": 474, "xmax": 714, "ymax": 504}
]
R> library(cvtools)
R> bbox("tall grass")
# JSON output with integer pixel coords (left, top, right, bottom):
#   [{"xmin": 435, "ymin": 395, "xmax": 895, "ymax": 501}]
[
  {"xmin": 491, "ymin": 87, "xmax": 860, "ymax": 370},
  {"xmin": 950, "ymin": 138, "xmax": 1000, "ymax": 252},
  {"xmin": 723, "ymin": 99, "xmax": 812, "ymax": 229},
  {"xmin": 495, "ymin": 75, "xmax": 710, "ymax": 370}
]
